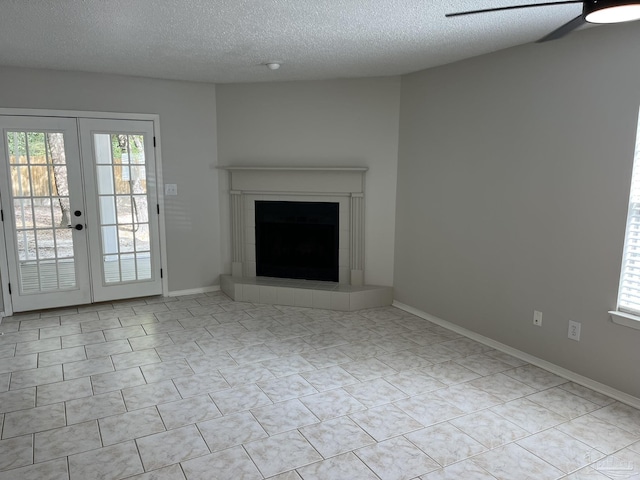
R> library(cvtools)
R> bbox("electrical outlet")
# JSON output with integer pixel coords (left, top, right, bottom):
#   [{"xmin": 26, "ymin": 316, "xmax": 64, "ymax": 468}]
[
  {"xmin": 568, "ymin": 320, "xmax": 581, "ymax": 341},
  {"xmin": 533, "ymin": 310, "xmax": 543, "ymax": 326},
  {"xmin": 164, "ymin": 184, "xmax": 178, "ymax": 196}
]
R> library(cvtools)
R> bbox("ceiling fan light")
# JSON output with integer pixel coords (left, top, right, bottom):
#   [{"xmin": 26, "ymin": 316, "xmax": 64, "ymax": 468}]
[{"xmin": 584, "ymin": 1, "xmax": 640, "ymax": 23}]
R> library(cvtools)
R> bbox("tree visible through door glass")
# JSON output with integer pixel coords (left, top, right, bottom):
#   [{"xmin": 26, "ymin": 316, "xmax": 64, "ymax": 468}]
[
  {"xmin": 7, "ymin": 131, "xmax": 76, "ymax": 292},
  {"xmin": 94, "ymin": 133, "xmax": 151, "ymax": 283}
]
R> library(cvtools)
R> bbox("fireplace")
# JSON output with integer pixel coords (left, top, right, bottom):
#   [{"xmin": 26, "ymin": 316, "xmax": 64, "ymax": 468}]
[
  {"xmin": 221, "ymin": 166, "xmax": 367, "ymax": 285},
  {"xmin": 255, "ymin": 201, "xmax": 339, "ymax": 282},
  {"xmin": 220, "ymin": 167, "xmax": 394, "ymax": 309}
]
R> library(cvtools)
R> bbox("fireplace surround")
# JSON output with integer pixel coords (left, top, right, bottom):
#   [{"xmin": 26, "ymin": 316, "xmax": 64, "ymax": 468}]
[
  {"xmin": 219, "ymin": 166, "xmax": 393, "ymax": 311},
  {"xmin": 221, "ymin": 166, "xmax": 367, "ymax": 285}
]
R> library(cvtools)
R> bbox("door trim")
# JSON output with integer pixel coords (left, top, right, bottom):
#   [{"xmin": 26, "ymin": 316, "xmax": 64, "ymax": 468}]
[{"xmin": 0, "ymin": 108, "xmax": 169, "ymax": 316}]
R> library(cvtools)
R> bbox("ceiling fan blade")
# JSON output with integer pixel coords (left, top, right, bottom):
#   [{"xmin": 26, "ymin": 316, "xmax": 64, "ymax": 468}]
[
  {"xmin": 536, "ymin": 14, "xmax": 586, "ymax": 42},
  {"xmin": 446, "ymin": 0, "xmax": 582, "ymax": 18}
]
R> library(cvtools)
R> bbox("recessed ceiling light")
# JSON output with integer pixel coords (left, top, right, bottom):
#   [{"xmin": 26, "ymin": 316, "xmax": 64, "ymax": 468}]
[{"xmin": 266, "ymin": 63, "xmax": 281, "ymax": 70}]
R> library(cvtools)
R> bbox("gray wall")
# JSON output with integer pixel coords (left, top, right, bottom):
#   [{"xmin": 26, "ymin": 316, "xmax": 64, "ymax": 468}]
[
  {"xmin": 216, "ymin": 78, "xmax": 401, "ymax": 286},
  {"xmin": 395, "ymin": 23, "xmax": 640, "ymax": 397},
  {"xmin": 0, "ymin": 67, "xmax": 221, "ymax": 294}
]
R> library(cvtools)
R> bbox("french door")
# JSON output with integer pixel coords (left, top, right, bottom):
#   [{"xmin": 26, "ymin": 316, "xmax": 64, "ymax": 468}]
[{"xmin": 0, "ymin": 116, "xmax": 162, "ymax": 312}]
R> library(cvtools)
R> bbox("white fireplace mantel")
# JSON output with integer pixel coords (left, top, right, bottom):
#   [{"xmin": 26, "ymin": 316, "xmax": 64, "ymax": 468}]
[{"xmin": 219, "ymin": 166, "xmax": 368, "ymax": 286}]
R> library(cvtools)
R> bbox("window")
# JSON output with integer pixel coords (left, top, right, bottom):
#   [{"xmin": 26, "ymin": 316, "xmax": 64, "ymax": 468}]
[{"xmin": 611, "ymin": 112, "xmax": 640, "ymax": 329}]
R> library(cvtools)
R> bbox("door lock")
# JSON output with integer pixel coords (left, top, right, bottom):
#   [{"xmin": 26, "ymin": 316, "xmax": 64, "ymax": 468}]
[{"xmin": 68, "ymin": 224, "xmax": 84, "ymax": 231}]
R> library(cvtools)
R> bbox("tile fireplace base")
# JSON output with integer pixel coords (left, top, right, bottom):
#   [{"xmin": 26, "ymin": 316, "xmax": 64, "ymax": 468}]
[{"xmin": 220, "ymin": 275, "xmax": 393, "ymax": 311}]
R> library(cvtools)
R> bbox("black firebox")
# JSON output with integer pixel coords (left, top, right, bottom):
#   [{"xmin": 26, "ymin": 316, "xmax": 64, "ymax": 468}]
[{"xmin": 255, "ymin": 201, "xmax": 339, "ymax": 282}]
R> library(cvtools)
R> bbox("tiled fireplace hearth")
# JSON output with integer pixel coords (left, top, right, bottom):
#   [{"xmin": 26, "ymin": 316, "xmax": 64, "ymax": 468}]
[{"xmin": 219, "ymin": 166, "xmax": 392, "ymax": 311}]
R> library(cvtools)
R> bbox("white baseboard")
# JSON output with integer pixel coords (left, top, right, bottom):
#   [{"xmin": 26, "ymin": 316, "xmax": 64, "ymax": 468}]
[
  {"xmin": 393, "ymin": 300, "xmax": 640, "ymax": 410},
  {"xmin": 167, "ymin": 285, "xmax": 221, "ymax": 297}
]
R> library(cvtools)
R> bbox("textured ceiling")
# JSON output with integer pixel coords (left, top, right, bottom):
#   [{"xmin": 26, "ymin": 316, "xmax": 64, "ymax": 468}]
[{"xmin": 0, "ymin": 0, "xmax": 597, "ymax": 83}]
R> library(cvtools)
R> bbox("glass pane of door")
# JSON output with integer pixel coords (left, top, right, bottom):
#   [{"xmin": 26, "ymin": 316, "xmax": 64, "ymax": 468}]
[
  {"xmin": 93, "ymin": 132, "xmax": 152, "ymax": 284},
  {"xmin": 7, "ymin": 130, "xmax": 77, "ymax": 293}
]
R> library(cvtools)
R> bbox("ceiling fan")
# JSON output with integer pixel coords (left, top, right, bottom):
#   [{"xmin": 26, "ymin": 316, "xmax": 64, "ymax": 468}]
[{"xmin": 446, "ymin": 0, "xmax": 640, "ymax": 42}]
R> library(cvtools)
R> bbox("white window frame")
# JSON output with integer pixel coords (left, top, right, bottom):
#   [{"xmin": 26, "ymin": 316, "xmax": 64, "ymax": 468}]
[{"xmin": 610, "ymin": 109, "xmax": 640, "ymax": 330}]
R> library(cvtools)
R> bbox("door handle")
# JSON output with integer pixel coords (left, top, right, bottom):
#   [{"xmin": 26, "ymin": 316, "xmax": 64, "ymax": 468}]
[{"xmin": 68, "ymin": 224, "xmax": 84, "ymax": 231}]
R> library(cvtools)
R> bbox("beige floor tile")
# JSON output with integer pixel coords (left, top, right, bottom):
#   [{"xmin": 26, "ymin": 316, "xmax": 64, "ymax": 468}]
[
  {"xmin": 63, "ymin": 356, "xmax": 113, "ymax": 380},
  {"xmin": 557, "ymin": 414, "xmax": 640, "ymax": 454},
  {"xmin": 122, "ymin": 380, "xmax": 181, "ymax": 410},
  {"xmin": 257, "ymin": 373, "xmax": 318, "ymax": 402},
  {"xmin": 563, "ymin": 467, "xmax": 611, "ymax": 479},
  {"xmin": 91, "ymin": 366, "xmax": 146, "ymax": 394},
  {"xmin": 420, "ymin": 459, "xmax": 498, "ymax": 480},
  {"xmin": 590, "ymin": 402, "xmax": 640, "ymax": 436},
  {"xmin": 251, "ymin": 398, "xmax": 319, "ymax": 435},
  {"xmin": 140, "ymin": 358, "xmax": 195, "ymax": 383},
  {"xmin": 136, "ymin": 424, "xmax": 209, "ymax": 471},
  {"xmin": 406, "ymin": 422, "xmax": 486, "ymax": 467},
  {"xmin": 503, "ymin": 364, "xmax": 567, "ymax": 390},
  {"xmin": 421, "ymin": 361, "xmax": 482, "ymax": 385},
  {"xmin": 344, "ymin": 377, "xmax": 408, "ymax": 407},
  {"xmin": 36, "ymin": 376, "xmax": 92, "ymax": 405},
  {"xmin": 125, "ymin": 464, "xmax": 186, "ymax": 480},
  {"xmin": 300, "ymin": 388, "xmax": 366, "ymax": 420},
  {"xmin": 297, "ymin": 452, "xmax": 379, "ymax": 480},
  {"xmin": 0, "ymin": 354, "xmax": 37, "ymax": 375},
  {"xmin": 591, "ymin": 447, "xmax": 640, "ymax": 478},
  {"xmin": 197, "ymin": 411, "xmax": 267, "ymax": 452},
  {"xmin": 517, "ymin": 428, "xmax": 604, "ymax": 474},
  {"xmin": 467, "ymin": 372, "xmax": 536, "ymax": 402},
  {"xmin": 245, "ymin": 430, "xmax": 323, "ymax": 478},
  {"xmin": 156, "ymin": 394, "xmax": 221, "ymax": 429},
  {"xmin": 260, "ymin": 354, "xmax": 316, "ymax": 377},
  {"xmin": 15, "ymin": 337, "xmax": 61, "ymax": 356},
  {"xmin": 454, "ymin": 353, "xmax": 513, "ymax": 376},
  {"xmin": 0, "ymin": 457, "xmax": 68, "ymax": 480},
  {"xmin": 526, "ymin": 387, "xmax": 600, "ymax": 419},
  {"xmin": 301, "ymin": 365, "xmax": 359, "ymax": 391},
  {"xmin": 184, "ymin": 353, "xmax": 237, "ymax": 373},
  {"xmin": 112, "ymin": 349, "xmax": 162, "ymax": 370},
  {"xmin": 172, "ymin": 371, "xmax": 229, "ymax": 397},
  {"xmin": 38, "ymin": 345, "xmax": 86, "ymax": 367},
  {"xmin": 395, "ymin": 392, "xmax": 466, "ymax": 426},
  {"xmin": 490, "ymin": 397, "xmax": 569, "ymax": 433},
  {"xmin": 299, "ymin": 415, "xmax": 376, "ymax": 458},
  {"xmin": 355, "ymin": 435, "xmax": 440, "ymax": 480},
  {"xmin": 558, "ymin": 383, "xmax": 616, "ymax": 407},
  {"xmin": 450, "ymin": 410, "xmax": 529, "ymax": 448},
  {"xmin": 69, "ymin": 440, "xmax": 143, "ymax": 480},
  {"xmin": 0, "ymin": 387, "xmax": 35, "ymax": 413},
  {"xmin": 34, "ymin": 420, "xmax": 101, "ymax": 462},
  {"xmin": 433, "ymin": 383, "xmax": 502, "ymax": 412},
  {"xmin": 470, "ymin": 443, "xmax": 564, "ymax": 480},
  {"xmin": 209, "ymin": 383, "xmax": 272, "ymax": 415},
  {"xmin": 99, "ymin": 406, "xmax": 166, "ymax": 445},
  {"xmin": 2, "ymin": 402, "xmax": 65, "ymax": 438},
  {"xmin": 10, "ymin": 364, "xmax": 62, "ymax": 389},
  {"xmin": 129, "ymin": 333, "xmax": 174, "ymax": 351},
  {"xmin": 85, "ymin": 339, "xmax": 132, "ymax": 360},
  {"xmin": 0, "ymin": 434, "xmax": 33, "ymax": 471},
  {"xmin": 181, "ymin": 446, "xmax": 262, "ymax": 480},
  {"xmin": 350, "ymin": 403, "xmax": 424, "ymax": 441},
  {"xmin": 65, "ymin": 390, "xmax": 126, "ymax": 424}
]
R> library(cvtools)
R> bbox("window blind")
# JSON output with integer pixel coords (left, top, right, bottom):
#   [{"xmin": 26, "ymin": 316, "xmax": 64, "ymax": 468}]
[{"xmin": 618, "ymin": 135, "xmax": 640, "ymax": 315}]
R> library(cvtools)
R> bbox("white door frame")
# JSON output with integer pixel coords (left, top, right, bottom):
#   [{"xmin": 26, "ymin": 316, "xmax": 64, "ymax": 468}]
[{"xmin": 0, "ymin": 108, "xmax": 169, "ymax": 316}]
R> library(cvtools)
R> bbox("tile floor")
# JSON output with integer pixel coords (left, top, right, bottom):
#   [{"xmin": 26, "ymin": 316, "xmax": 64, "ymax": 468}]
[{"xmin": 0, "ymin": 292, "xmax": 640, "ymax": 479}]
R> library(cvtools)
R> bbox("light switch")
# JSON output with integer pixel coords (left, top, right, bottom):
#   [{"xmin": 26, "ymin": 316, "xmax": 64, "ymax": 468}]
[{"xmin": 165, "ymin": 184, "xmax": 178, "ymax": 196}]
